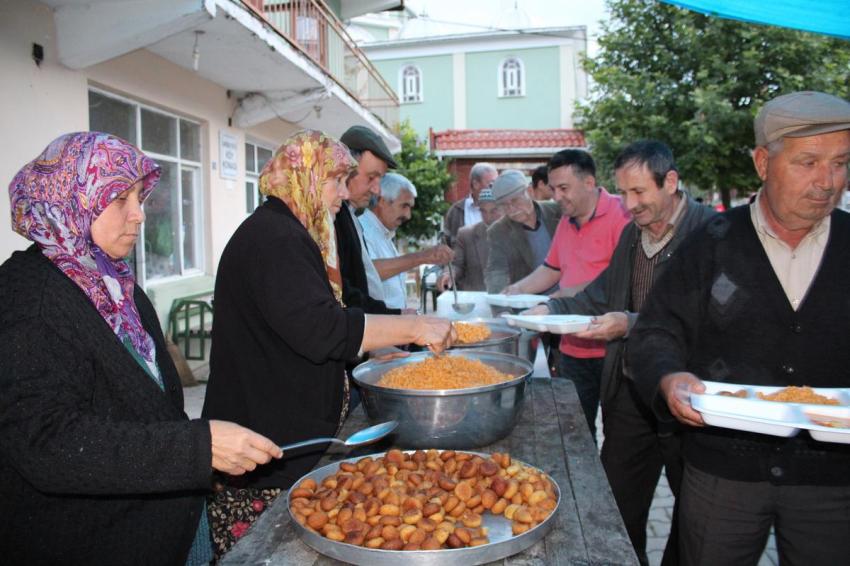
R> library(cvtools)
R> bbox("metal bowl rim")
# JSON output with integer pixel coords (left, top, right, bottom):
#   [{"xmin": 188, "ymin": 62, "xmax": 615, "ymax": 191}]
[
  {"xmin": 352, "ymin": 351, "xmax": 533, "ymax": 397},
  {"xmin": 287, "ymin": 449, "xmax": 560, "ymax": 561}
]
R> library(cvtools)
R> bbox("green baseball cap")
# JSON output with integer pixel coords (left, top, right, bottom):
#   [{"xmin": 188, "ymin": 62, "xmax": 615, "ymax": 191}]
[{"xmin": 340, "ymin": 125, "xmax": 398, "ymax": 169}]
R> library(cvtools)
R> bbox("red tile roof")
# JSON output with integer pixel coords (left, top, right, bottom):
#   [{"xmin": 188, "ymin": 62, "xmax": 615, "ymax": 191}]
[{"xmin": 430, "ymin": 128, "xmax": 586, "ymax": 151}]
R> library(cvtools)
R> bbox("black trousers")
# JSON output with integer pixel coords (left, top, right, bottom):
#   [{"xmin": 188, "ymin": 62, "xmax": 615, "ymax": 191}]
[
  {"xmin": 600, "ymin": 377, "xmax": 683, "ymax": 566},
  {"xmin": 679, "ymin": 463, "xmax": 850, "ymax": 566},
  {"xmin": 558, "ymin": 354, "xmax": 604, "ymax": 438}
]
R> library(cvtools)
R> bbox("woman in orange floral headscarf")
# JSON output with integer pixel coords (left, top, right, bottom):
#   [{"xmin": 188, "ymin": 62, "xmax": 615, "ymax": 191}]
[
  {"xmin": 202, "ymin": 130, "xmax": 454, "ymax": 558},
  {"xmin": 258, "ymin": 130, "xmax": 353, "ymax": 302}
]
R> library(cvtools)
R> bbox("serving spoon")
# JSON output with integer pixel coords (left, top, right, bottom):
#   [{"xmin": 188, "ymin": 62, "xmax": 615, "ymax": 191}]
[
  {"xmin": 440, "ymin": 233, "xmax": 475, "ymax": 315},
  {"xmin": 280, "ymin": 420, "xmax": 398, "ymax": 453}
]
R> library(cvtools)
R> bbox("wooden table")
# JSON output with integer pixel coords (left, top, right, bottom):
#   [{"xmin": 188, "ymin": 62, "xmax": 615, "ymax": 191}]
[{"xmin": 223, "ymin": 378, "xmax": 638, "ymax": 565}]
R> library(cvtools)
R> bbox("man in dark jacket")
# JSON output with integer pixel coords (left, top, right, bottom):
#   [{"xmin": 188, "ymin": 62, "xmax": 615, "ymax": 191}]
[
  {"xmin": 526, "ymin": 141, "xmax": 716, "ymax": 565},
  {"xmin": 335, "ymin": 125, "xmax": 401, "ymax": 314},
  {"xmin": 630, "ymin": 92, "xmax": 850, "ymax": 565}
]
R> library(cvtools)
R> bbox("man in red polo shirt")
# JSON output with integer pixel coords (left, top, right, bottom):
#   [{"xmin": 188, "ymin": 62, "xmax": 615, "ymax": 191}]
[{"xmin": 504, "ymin": 149, "xmax": 629, "ymax": 435}]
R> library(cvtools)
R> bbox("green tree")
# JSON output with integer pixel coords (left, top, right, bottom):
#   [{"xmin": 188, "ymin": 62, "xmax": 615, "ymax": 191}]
[
  {"xmin": 393, "ymin": 121, "xmax": 453, "ymax": 243},
  {"xmin": 578, "ymin": 0, "xmax": 850, "ymax": 207}
]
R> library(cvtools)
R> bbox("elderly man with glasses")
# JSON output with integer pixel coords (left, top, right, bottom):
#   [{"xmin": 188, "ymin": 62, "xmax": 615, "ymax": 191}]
[{"xmin": 484, "ymin": 169, "xmax": 562, "ymax": 295}]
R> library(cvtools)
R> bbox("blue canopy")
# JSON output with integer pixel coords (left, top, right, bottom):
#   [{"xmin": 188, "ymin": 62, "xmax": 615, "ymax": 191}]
[{"xmin": 662, "ymin": 0, "xmax": 850, "ymax": 40}]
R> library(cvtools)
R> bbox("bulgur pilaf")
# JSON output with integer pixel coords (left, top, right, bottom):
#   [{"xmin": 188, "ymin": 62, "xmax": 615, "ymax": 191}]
[
  {"xmin": 452, "ymin": 322, "xmax": 492, "ymax": 344},
  {"xmin": 378, "ymin": 356, "xmax": 513, "ymax": 390},
  {"xmin": 756, "ymin": 386, "xmax": 840, "ymax": 405}
]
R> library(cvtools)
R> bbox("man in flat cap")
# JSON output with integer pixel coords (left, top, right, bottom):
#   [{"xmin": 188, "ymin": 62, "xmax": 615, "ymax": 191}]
[
  {"xmin": 437, "ymin": 187, "xmax": 503, "ymax": 292},
  {"xmin": 336, "ymin": 125, "xmax": 401, "ymax": 314},
  {"xmin": 483, "ymin": 169, "xmax": 561, "ymax": 295},
  {"xmin": 629, "ymin": 91, "xmax": 850, "ymax": 564}
]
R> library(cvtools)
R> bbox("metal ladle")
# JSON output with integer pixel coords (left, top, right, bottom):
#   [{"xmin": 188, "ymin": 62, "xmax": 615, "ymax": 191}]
[
  {"xmin": 279, "ymin": 420, "xmax": 398, "ymax": 453},
  {"xmin": 442, "ymin": 237, "xmax": 474, "ymax": 315}
]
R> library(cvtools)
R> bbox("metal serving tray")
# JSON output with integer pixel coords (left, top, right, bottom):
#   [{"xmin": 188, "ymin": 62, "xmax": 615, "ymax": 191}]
[
  {"xmin": 450, "ymin": 318, "xmax": 521, "ymax": 355},
  {"xmin": 287, "ymin": 450, "xmax": 561, "ymax": 566}
]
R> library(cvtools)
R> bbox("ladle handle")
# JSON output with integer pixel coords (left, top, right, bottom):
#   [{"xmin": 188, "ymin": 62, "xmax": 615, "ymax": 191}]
[
  {"xmin": 441, "ymin": 233, "xmax": 460, "ymax": 303},
  {"xmin": 280, "ymin": 437, "xmax": 343, "ymax": 451}
]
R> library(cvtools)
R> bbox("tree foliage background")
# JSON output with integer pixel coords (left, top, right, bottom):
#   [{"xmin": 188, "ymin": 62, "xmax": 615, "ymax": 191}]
[
  {"xmin": 578, "ymin": 0, "xmax": 850, "ymax": 206},
  {"xmin": 393, "ymin": 121, "xmax": 453, "ymax": 243}
]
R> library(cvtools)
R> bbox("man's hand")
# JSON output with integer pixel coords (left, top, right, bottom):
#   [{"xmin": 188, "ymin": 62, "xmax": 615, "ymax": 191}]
[
  {"xmin": 659, "ymin": 372, "xmax": 705, "ymax": 427},
  {"xmin": 502, "ymin": 283, "xmax": 523, "ymax": 295},
  {"xmin": 573, "ymin": 312, "xmax": 628, "ymax": 341},
  {"xmin": 437, "ymin": 272, "xmax": 452, "ymax": 291},
  {"xmin": 411, "ymin": 316, "xmax": 456, "ymax": 354},
  {"xmin": 210, "ymin": 420, "xmax": 283, "ymax": 475},
  {"xmin": 422, "ymin": 245, "xmax": 454, "ymax": 265},
  {"xmin": 521, "ymin": 304, "xmax": 550, "ymax": 315}
]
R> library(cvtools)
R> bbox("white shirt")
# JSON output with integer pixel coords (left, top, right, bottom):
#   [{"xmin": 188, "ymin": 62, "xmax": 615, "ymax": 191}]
[
  {"xmin": 359, "ymin": 209, "xmax": 407, "ymax": 309},
  {"xmin": 750, "ymin": 191, "xmax": 830, "ymax": 311},
  {"xmin": 348, "ymin": 203, "xmax": 385, "ymax": 302},
  {"xmin": 463, "ymin": 196, "xmax": 482, "ymax": 228}
]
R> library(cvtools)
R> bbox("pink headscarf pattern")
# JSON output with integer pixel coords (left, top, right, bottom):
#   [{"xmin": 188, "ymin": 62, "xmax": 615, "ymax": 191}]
[{"xmin": 9, "ymin": 132, "xmax": 164, "ymax": 385}]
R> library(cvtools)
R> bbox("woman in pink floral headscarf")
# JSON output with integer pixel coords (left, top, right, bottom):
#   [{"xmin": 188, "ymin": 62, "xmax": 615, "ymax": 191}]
[
  {"xmin": 203, "ymin": 130, "xmax": 454, "ymax": 558},
  {"xmin": 0, "ymin": 132, "xmax": 281, "ymax": 565}
]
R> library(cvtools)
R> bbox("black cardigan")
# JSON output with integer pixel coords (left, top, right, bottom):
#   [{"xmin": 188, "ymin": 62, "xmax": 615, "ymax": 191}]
[
  {"xmin": 0, "ymin": 246, "xmax": 212, "ymax": 565},
  {"xmin": 630, "ymin": 206, "xmax": 850, "ymax": 485},
  {"xmin": 334, "ymin": 202, "xmax": 400, "ymax": 315},
  {"xmin": 203, "ymin": 197, "xmax": 365, "ymax": 489}
]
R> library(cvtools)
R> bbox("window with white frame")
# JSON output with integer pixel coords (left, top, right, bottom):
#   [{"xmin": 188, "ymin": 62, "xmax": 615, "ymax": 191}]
[
  {"xmin": 499, "ymin": 57, "xmax": 525, "ymax": 97},
  {"xmin": 400, "ymin": 64, "xmax": 423, "ymax": 103},
  {"xmin": 88, "ymin": 89, "xmax": 204, "ymax": 284},
  {"xmin": 245, "ymin": 141, "xmax": 274, "ymax": 213}
]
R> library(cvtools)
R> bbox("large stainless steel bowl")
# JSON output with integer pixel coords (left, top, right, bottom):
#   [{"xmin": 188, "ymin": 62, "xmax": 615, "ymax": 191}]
[
  {"xmin": 451, "ymin": 318, "xmax": 521, "ymax": 355},
  {"xmin": 351, "ymin": 351, "xmax": 533, "ymax": 448}
]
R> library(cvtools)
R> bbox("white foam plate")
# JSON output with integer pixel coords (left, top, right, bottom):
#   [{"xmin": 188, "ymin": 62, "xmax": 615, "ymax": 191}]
[
  {"xmin": 801, "ymin": 406, "xmax": 850, "ymax": 444},
  {"xmin": 485, "ymin": 294, "xmax": 550, "ymax": 309},
  {"xmin": 690, "ymin": 381, "xmax": 850, "ymax": 443},
  {"xmin": 502, "ymin": 314, "xmax": 593, "ymax": 334},
  {"xmin": 693, "ymin": 406, "xmax": 801, "ymax": 437}
]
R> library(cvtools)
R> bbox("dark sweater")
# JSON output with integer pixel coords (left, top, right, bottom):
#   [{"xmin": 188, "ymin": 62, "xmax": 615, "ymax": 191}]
[
  {"xmin": 203, "ymin": 197, "xmax": 365, "ymax": 489},
  {"xmin": 334, "ymin": 203, "xmax": 400, "ymax": 315},
  {"xmin": 548, "ymin": 195, "xmax": 716, "ymax": 404},
  {"xmin": 0, "ymin": 246, "xmax": 212, "ymax": 566},
  {"xmin": 630, "ymin": 206, "xmax": 850, "ymax": 485}
]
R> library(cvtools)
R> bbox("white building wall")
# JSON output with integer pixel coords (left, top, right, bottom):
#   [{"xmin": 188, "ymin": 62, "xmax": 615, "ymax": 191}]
[
  {"xmin": 0, "ymin": 0, "xmax": 89, "ymax": 261},
  {"xmin": 1, "ymin": 0, "xmax": 298, "ymax": 326}
]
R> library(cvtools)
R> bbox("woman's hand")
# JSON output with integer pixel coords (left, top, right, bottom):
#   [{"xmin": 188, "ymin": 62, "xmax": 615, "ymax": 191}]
[
  {"xmin": 209, "ymin": 420, "xmax": 283, "ymax": 476},
  {"xmin": 411, "ymin": 316, "xmax": 456, "ymax": 354},
  {"xmin": 369, "ymin": 346, "xmax": 411, "ymax": 362}
]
